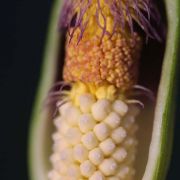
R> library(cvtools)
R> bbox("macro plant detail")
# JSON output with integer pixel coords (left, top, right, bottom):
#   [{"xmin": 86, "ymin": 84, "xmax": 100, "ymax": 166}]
[
  {"xmin": 48, "ymin": 0, "xmax": 159, "ymax": 179},
  {"xmin": 29, "ymin": 0, "xmax": 180, "ymax": 180}
]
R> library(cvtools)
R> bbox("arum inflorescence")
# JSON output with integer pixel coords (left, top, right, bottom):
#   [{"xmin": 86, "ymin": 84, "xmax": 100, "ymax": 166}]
[
  {"xmin": 48, "ymin": 0, "xmax": 160, "ymax": 179},
  {"xmin": 29, "ymin": 0, "xmax": 180, "ymax": 180}
]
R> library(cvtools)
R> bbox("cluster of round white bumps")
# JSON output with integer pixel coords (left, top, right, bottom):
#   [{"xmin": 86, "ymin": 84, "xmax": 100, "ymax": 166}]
[{"xmin": 48, "ymin": 93, "xmax": 140, "ymax": 180}]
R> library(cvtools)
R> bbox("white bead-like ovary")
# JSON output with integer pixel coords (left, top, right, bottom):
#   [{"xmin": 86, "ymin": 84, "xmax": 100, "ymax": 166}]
[
  {"xmin": 105, "ymin": 112, "xmax": 121, "ymax": 129},
  {"xmin": 53, "ymin": 161, "xmax": 67, "ymax": 174},
  {"xmin": 65, "ymin": 106, "xmax": 81, "ymax": 126},
  {"xmin": 79, "ymin": 93, "xmax": 96, "ymax": 113},
  {"xmin": 99, "ymin": 138, "xmax": 116, "ymax": 155},
  {"xmin": 59, "ymin": 102, "xmax": 72, "ymax": 116},
  {"xmin": 112, "ymin": 147, "xmax": 127, "ymax": 162},
  {"xmin": 93, "ymin": 122, "xmax": 110, "ymax": 141},
  {"xmin": 48, "ymin": 170, "xmax": 61, "ymax": 180},
  {"xmin": 112, "ymin": 100, "xmax": 128, "ymax": 116},
  {"xmin": 89, "ymin": 148, "xmax": 104, "ymax": 165},
  {"xmin": 81, "ymin": 132, "xmax": 98, "ymax": 150},
  {"xmin": 73, "ymin": 144, "xmax": 88, "ymax": 163},
  {"xmin": 111, "ymin": 127, "xmax": 127, "ymax": 144},
  {"xmin": 78, "ymin": 114, "xmax": 96, "ymax": 133},
  {"xmin": 50, "ymin": 95, "xmax": 139, "ymax": 180},
  {"xmin": 59, "ymin": 148, "xmax": 73, "ymax": 163},
  {"xmin": 91, "ymin": 99, "xmax": 111, "ymax": 121},
  {"xmin": 80, "ymin": 160, "xmax": 96, "ymax": 177},
  {"xmin": 123, "ymin": 137, "xmax": 138, "ymax": 150},
  {"xmin": 53, "ymin": 138, "xmax": 69, "ymax": 152},
  {"xmin": 99, "ymin": 158, "xmax": 118, "ymax": 176},
  {"xmin": 66, "ymin": 164, "xmax": 81, "ymax": 179},
  {"xmin": 122, "ymin": 115, "xmax": 135, "ymax": 130},
  {"xmin": 53, "ymin": 116, "xmax": 63, "ymax": 129},
  {"xmin": 50, "ymin": 153, "xmax": 60, "ymax": 164},
  {"xmin": 57, "ymin": 120, "xmax": 69, "ymax": 135},
  {"xmin": 116, "ymin": 166, "xmax": 133, "ymax": 179},
  {"xmin": 65, "ymin": 127, "xmax": 82, "ymax": 145},
  {"xmin": 90, "ymin": 171, "xmax": 105, "ymax": 180},
  {"xmin": 52, "ymin": 132, "xmax": 61, "ymax": 142}
]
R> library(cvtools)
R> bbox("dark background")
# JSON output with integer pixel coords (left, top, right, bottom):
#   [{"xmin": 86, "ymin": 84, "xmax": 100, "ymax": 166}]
[
  {"xmin": 0, "ymin": 0, "xmax": 180, "ymax": 180},
  {"xmin": 1, "ymin": 0, "xmax": 52, "ymax": 179}
]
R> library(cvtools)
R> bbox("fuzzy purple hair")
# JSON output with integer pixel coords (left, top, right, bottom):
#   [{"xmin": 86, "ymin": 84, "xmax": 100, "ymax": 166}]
[{"xmin": 59, "ymin": 0, "xmax": 161, "ymax": 42}]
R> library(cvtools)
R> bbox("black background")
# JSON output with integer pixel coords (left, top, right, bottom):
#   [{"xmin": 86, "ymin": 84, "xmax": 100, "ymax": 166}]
[
  {"xmin": 1, "ymin": 0, "xmax": 52, "ymax": 179},
  {"xmin": 0, "ymin": 0, "xmax": 180, "ymax": 180}
]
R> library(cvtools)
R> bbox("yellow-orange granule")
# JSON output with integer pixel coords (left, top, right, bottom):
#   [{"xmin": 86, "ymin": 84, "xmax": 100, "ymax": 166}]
[{"xmin": 63, "ymin": 31, "xmax": 142, "ymax": 91}]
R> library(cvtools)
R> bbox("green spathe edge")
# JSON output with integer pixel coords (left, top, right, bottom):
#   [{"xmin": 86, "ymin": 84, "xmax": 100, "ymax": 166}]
[
  {"xmin": 29, "ymin": 0, "xmax": 63, "ymax": 180},
  {"xmin": 28, "ymin": 0, "xmax": 180, "ymax": 180},
  {"xmin": 143, "ymin": 0, "xmax": 180, "ymax": 179}
]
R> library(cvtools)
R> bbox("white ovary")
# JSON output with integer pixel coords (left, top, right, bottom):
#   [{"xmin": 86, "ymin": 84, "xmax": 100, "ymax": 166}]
[
  {"xmin": 80, "ymin": 160, "xmax": 96, "ymax": 177},
  {"xmin": 57, "ymin": 120, "xmax": 69, "ymax": 135},
  {"xmin": 112, "ymin": 100, "xmax": 128, "ymax": 116},
  {"xmin": 99, "ymin": 158, "xmax": 118, "ymax": 176},
  {"xmin": 66, "ymin": 164, "xmax": 81, "ymax": 179},
  {"xmin": 116, "ymin": 166, "xmax": 133, "ymax": 179},
  {"xmin": 122, "ymin": 115, "xmax": 135, "ymax": 130},
  {"xmin": 125, "ymin": 148, "xmax": 137, "ymax": 166},
  {"xmin": 99, "ymin": 138, "xmax": 116, "ymax": 156},
  {"xmin": 53, "ymin": 161, "xmax": 67, "ymax": 174},
  {"xmin": 50, "ymin": 153, "xmax": 60, "ymax": 164},
  {"xmin": 52, "ymin": 132, "xmax": 61, "ymax": 142},
  {"xmin": 81, "ymin": 132, "xmax": 98, "ymax": 150},
  {"xmin": 49, "ymin": 97, "xmax": 140, "ymax": 180},
  {"xmin": 111, "ymin": 127, "xmax": 127, "ymax": 144},
  {"xmin": 48, "ymin": 170, "xmax": 61, "ymax": 180},
  {"xmin": 112, "ymin": 147, "xmax": 127, "ymax": 163},
  {"xmin": 78, "ymin": 114, "xmax": 96, "ymax": 133},
  {"xmin": 59, "ymin": 102, "xmax": 73, "ymax": 117},
  {"xmin": 89, "ymin": 171, "xmax": 105, "ymax": 180},
  {"xmin": 93, "ymin": 122, "xmax": 110, "ymax": 141},
  {"xmin": 52, "ymin": 143, "xmax": 62, "ymax": 152},
  {"xmin": 65, "ymin": 106, "xmax": 81, "ymax": 126},
  {"xmin": 123, "ymin": 137, "xmax": 138, "ymax": 150},
  {"xmin": 91, "ymin": 99, "xmax": 111, "ymax": 121},
  {"xmin": 89, "ymin": 148, "xmax": 104, "ymax": 165},
  {"xmin": 53, "ymin": 138, "xmax": 70, "ymax": 152},
  {"xmin": 65, "ymin": 127, "xmax": 82, "ymax": 145},
  {"xmin": 50, "ymin": 155, "xmax": 69, "ymax": 175},
  {"xmin": 78, "ymin": 93, "xmax": 96, "ymax": 113},
  {"xmin": 73, "ymin": 144, "xmax": 88, "ymax": 163},
  {"xmin": 53, "ymin": 116, "xmax": 63, "ymax": 129},
  {"xmin": 105, "ymin": 112, "xmax": 121, "ymax": 129},
  {"xmin": 59, "ymin": 148, "xmax": 73, "ymax": 163}
]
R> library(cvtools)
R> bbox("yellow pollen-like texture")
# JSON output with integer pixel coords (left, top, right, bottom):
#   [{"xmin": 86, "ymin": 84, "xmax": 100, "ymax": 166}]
[
  {"xmin": 48, "ymin": 84, "xmax": 140, "ymax": 180},
  {"xmin": 63, "ymin": 32, "xmax": 142, "ymax": 91}
]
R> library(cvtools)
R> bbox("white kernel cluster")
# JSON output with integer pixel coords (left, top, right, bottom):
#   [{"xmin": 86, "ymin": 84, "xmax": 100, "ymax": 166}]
[{"xmin": 48, "ymin": 94, "xmax": 140, "ymax": 180}]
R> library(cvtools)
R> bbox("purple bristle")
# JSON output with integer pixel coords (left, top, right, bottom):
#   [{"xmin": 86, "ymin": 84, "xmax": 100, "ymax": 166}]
[{"xmin": 59, "ymin": 0, "xmax": 161, "ymax": 41}]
